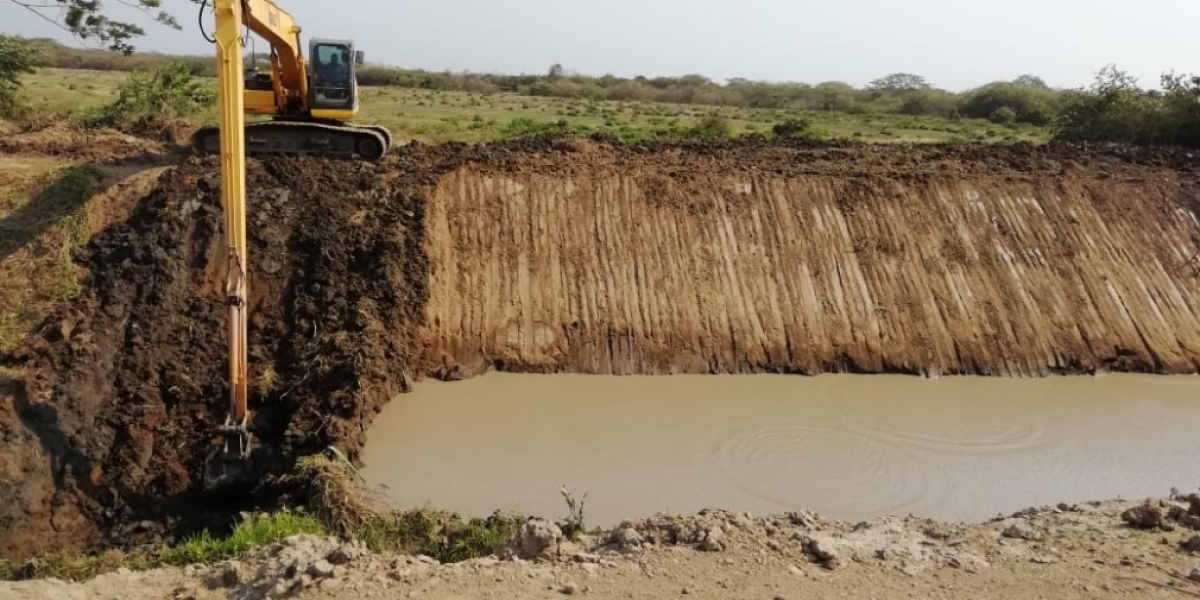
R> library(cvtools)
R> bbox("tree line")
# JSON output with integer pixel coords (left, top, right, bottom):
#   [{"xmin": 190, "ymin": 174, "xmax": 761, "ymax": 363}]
[{"xmin": 4, "ymin": 35, "xmax": 1200, "ymax": 148}]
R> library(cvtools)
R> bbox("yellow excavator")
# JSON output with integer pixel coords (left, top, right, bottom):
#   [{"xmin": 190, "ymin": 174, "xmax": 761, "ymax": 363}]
[
  {"xmin": 193, "ymin": 0, "xmax": 392, "ymax": 161},
  {"xmin": 199, "ymin": 0, "xmax": 391, "ymax": 491}
]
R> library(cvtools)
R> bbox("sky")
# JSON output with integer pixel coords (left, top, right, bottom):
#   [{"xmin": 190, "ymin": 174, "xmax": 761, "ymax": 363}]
[{"xmin": 1, "ymin": 0, "xmax": 1197, "ymax": 91}]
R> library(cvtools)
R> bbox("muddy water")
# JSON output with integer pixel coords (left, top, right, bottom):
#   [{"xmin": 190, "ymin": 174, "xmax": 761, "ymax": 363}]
[{"xmin": 360, "ymin": 374, "xmax": 1200, "ymax": 525}]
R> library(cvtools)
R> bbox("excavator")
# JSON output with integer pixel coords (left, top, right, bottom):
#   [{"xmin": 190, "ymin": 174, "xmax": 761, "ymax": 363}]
[{"xmin": 198, "ymin": 0, "xmax": 391, "ymax": 491}]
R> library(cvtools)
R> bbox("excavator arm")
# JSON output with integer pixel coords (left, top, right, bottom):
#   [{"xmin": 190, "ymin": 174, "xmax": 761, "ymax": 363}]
[{"xmin": 206, "ymin": 0, "xmax": 253, "ymax": 489}]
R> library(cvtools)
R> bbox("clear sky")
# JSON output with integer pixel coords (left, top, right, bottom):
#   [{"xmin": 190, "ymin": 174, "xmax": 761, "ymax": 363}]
[{"xmin": 1, "ymin": 0, "xmax": 1196, "ymax": 91}]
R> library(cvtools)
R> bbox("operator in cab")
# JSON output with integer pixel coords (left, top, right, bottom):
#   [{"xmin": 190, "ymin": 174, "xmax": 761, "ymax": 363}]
[{"xmin": 316, "ymin": 47, "xmax": 350, "ymax": 85}]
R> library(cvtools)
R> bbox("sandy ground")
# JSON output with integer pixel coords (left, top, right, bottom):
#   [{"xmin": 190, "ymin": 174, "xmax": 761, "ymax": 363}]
[{"xmin": 5, "ymin": 495, "xmax": 1200, "ymax": 600}]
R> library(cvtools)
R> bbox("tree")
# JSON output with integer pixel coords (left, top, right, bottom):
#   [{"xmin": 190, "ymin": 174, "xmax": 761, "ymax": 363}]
[
  {"xmin": 0, "ymin": 35, "xmax": 44, "ymax": 117},
  {"xmin": 867, "ymin": 73, "xmax": 932, "ymax": 92},
  {"xmin": 1052, "ymin": 65, "xmax": 1163, "ymax": 145},
  {"xmin": 547, "ymin": 63, "xmax": 564, "ymax": 79},
  {"xmin": 1012, "ymin": 74, "xmax": 1049, "ymax": 89},
  {"xmin": 7, "ymin": 0, "xmax": 190, "ymax": 55}
]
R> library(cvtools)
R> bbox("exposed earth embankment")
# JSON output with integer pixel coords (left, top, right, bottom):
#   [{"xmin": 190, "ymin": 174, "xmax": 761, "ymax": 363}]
[{"xmin": 1, "ymin": 137, "xmax": 1198, "ymax": 561}]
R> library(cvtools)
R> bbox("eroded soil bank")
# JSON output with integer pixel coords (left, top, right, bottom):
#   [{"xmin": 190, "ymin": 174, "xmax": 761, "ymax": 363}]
[
  {"xmin": 420, "ymin": 141, "xmax": 1200, "ymax": 377},
  {"xmin": 2, "ymin": 137, "xmax": 1199, "ymax": 562}
]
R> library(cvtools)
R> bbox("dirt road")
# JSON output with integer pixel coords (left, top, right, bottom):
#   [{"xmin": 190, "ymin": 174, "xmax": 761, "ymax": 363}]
[
  {"xmin": 2, "ymin": 136, "xmax": 1199, "ymax": 562},
  {"xmin": 5, "ymin": 496, "xmax": 1200, "ymax": 600}
]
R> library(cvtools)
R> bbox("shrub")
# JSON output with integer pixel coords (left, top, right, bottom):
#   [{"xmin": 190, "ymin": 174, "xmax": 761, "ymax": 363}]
[
  {"xmin": 1051, "ymin": 65, "xmax": 1200, "ymax": 147},
  {"xmin": 989, "ymin": 106, "xmax": 1017, "ymax": 125},
  {"xmin": 959, "ymin": 82, "xmax": 1058, "ymax": 126},
  {"xmin": 772, "ymin": 117, "xmax": 814, "ymax": 139},
  {"xmin": 82, "ymin": 61, "xmax": 215, "ymax": 134},
  {"xmin": 687, "ymin": 113, "xmax": 732, "ymax": 138},
  {"xmin": 898, "ymin": 89, "xmax": 958, "ymax": 117},
  {"xmin": 500, "ymin": 117, "xmax": 590, "ymax": 139}
]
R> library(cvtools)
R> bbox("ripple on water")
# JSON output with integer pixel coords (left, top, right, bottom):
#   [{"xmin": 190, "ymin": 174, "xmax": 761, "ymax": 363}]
[
  {"xmin": 710, "ymin": 420, "xmax": 945, "ymax": 518},
  {"xmin": 859, "ymin": 413, "xmax": 1050, "ymax": 455},
  {"xmin": 805, "ymin": 375, "xmax": 1052, "ymax": 455}
]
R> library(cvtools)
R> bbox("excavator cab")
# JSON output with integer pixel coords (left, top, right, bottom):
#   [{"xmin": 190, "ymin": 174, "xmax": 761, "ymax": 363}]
[{"xmin": 309, "ymin": 39, "xmax": 358, "ymax": 113}]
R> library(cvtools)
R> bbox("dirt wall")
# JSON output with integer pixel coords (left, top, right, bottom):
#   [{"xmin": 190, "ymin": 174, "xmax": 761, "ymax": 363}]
[{"xmin": 420, "ymin": 140, "xmax": 1200, "ymax": 378}]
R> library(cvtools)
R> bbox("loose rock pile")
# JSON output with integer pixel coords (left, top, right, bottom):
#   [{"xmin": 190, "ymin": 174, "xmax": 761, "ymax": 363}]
[{"xmin": 1121, "ymin": 493, "xmax": 1200, "ymax": 532}]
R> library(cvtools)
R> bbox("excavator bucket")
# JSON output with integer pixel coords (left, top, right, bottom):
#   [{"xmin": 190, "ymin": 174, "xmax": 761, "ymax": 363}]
[{"xmin": 202, "ymin": 420, "xmax": 257, "ymax": 494}]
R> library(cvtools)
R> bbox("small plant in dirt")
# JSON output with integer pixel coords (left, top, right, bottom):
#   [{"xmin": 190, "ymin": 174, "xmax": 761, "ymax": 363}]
[
  {"xmin": 424, "ymin": 514, "xmax": 524, "ymax": 563},
  {"xmin": 557, "ymin": 485, "xmax": 589, "ymax": 540},
  {"xmin": 82, "ymin": 61, "xmax": 215, "ymax": 136},
  {"xmin": 254, "ymin": 365, "xmax": 280, "ymax": 394}
]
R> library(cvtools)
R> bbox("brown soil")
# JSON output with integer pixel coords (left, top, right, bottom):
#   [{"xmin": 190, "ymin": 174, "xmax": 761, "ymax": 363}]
[
  {"xmin": 2, "ymin": 136, "xmax": 1199, "ymax": 563},
  {"xmin": 420, "ymin": 138, "xmax": 1200, "ymax": 378},
  {"xmin": 0, "ymin": 123, "xmax": 168, "ymax": 162}
]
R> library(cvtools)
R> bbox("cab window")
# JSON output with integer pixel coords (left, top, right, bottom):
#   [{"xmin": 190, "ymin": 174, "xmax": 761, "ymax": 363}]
[{"xmin": 312, "ymin": 43, "xmax": 352, "ymax": 103}]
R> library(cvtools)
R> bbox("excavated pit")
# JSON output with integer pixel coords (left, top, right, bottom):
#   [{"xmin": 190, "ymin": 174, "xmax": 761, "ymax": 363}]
[{"xmin": 2, "ymin": 137, "xmax": 1200, "ymax": 561}]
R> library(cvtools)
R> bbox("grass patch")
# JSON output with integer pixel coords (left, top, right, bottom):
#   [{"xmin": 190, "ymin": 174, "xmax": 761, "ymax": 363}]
[
  {"xmin": 161, "ymin": 511, "xmax": 327, "ymax": 566},
  {"xmin": 1, "ymin": 453, "xmax": 588, "ymax": 582},
  {"xmin": 0, "ymin": 163, "xmax": 104, "ymax": 353},
  {"xmin": 19, "ymin": 68, "xmax": 1051, "ymax": 146},
  {"xmin": 297, "ymin": 452, "xmax": 523, "ymax": 562},
  {"xmin": 0, "ymin": 511, "xmax": 326, "ymax": 582}
]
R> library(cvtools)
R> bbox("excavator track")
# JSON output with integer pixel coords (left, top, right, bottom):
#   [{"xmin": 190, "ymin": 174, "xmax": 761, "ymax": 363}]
[{"xmin": 193, "ymin": 120, "xmax": 392, "ymax": 161}]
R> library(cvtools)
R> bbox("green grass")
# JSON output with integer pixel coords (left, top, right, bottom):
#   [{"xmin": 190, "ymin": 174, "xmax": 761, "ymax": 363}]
[
  {"xmin": 160, "ymin": 511, "xmax": 327, "ymax": 566},
  {"xmin": 1, "ymin": 511, "xmax": 327, "ymax": 582},
  {"xmin": 296, "ymin": 454, "xmax": 523, "ymax": 562},
  {"xmin": 0, "ymin": 163, "xmax": 105, "ymax": 353},
  {"xmin": 1, "ymin": 454, "xmax": 589, "ymax": 582},
  {"xmin": 20, "ymin": 68, "xmax": 1051, "ymax": 145}
]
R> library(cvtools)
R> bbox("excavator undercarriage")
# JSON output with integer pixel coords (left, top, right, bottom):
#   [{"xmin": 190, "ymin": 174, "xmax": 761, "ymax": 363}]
[{"xmin": 193, "ymin": 120, "xmax": 393, "ymax": 161}]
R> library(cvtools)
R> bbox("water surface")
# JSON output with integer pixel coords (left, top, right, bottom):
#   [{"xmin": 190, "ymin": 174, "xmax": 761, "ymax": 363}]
[{"xmin": 361, "ymin": 373, "xmax": 1200, "ymax": 525}]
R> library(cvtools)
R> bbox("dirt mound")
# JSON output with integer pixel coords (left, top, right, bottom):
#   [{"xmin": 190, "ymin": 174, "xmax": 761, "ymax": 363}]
[
  {"xmin": 0, "ymin": 123, "xmax": 168, "ymax": 162},
  {"xmin": 1, "ymin": 152, "xmax": 436, "ymax": 560},
  {"xmin": 2, "ymin": 137, "xmax": 1199, "ymax": 561}
]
